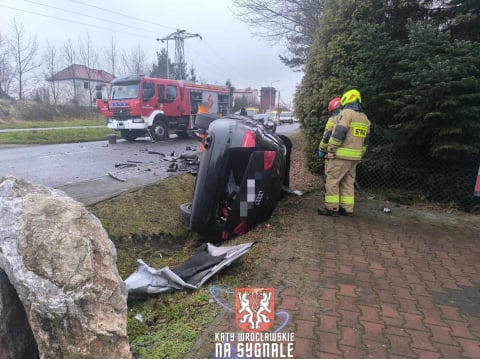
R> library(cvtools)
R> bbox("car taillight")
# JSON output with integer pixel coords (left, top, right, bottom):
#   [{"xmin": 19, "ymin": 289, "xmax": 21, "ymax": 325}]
[
  {"xmin": 264, "ymin": 151, "xmax": 276, "ymax": 170},
  {"xmin": 241, "ymin": 131, "xmax": 256, "ymax": 148}
]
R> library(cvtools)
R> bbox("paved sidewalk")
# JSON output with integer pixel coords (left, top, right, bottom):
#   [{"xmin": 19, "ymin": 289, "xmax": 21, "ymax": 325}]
[{"xmin": 189, "ymin": 191, "xmax": 480, "ymax": 358}]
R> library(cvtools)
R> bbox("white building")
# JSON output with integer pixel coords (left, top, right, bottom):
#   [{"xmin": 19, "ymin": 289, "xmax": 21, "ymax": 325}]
[{"xmin": 47, "ymin": 64, "xmax": 114, "ymax": 106}]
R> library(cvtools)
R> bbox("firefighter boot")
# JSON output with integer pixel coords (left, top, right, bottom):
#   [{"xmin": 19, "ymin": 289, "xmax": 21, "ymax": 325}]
[
  {"xmin": 339, "ymin": 207, "xmax": 353, "ymax": 217},
  {"xmin": 317, "ymin": 207, "xmax": 339, "ymax": 217}
]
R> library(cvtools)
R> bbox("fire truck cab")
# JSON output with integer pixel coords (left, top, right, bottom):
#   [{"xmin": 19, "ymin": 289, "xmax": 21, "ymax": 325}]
[{"xmin": 97, "ymin": 75, "xmax": 230, "ymax": 141}]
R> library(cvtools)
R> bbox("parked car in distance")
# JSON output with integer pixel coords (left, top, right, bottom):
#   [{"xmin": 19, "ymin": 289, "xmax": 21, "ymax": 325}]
[
  {"xmin": 253, "ymin": 113, "xmax": 277, "ymax": 133},
  {"xmin": 180, "ymin": 113, "xmax": 292, "ymax": 240},
  {"xmin": 279, "ymin": 111, "xmax": 294, "ymax": 124},
  {"xmin": 265, "ymin": 111, "xmax": 280, "ymax": 125}
]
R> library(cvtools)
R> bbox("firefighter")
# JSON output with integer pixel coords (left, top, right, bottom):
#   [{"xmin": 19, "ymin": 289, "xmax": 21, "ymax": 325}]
[
  {"xmin": 317, "ymin": 97, "xmax": 342, "ymax": 174},
  {"xmin": 317, "ymin": 89, "xmax": 371, "ymax": 217}
]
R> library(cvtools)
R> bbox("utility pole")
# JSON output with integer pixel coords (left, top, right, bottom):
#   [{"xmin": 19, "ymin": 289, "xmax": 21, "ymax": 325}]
[{"xmin": 157, "ymin": 29, "xmax": 202, "ymax": 80}]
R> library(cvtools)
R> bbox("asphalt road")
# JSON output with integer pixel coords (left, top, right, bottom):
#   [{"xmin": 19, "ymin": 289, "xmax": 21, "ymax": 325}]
[
  {"xmin": 0, "ymin": 135, "xmax": 201, "ymax": 205},
  {"xmin": 0, "ymin": 123, "xmax": 300, "ymax": 205}
]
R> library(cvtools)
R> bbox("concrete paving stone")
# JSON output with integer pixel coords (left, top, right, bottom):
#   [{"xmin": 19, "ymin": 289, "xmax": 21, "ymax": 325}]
[
  {"xmin": 444, "ymin": 319, "xmax": 479, "ymax": 339},
  {"xmin": 411, "ymin": 348, "xmax": 442, "ymax": 359},
  {"xmin": 318, "ymin": 315, "xmax": 339, "ymax": 334},
  {"xmin": 321, "ymin": 288, "xmax": 338, "ymax": 301},
  {"xmin": 373, "ymin": 278, "xmax": 393, "ymax": 291},
  {"xmin": 318, "ymin": 299, "xmax": 339, "ymax": 316},
  {"xmin": 293, "ymin": 337, "xmax": 316, "ymax": 358},
  {"xmin": 340, "ymin": 345, "xmax": 367, "ymax": 359},
  {"xmin": 401, "ymin": 312, "xmax": 429, "ymax": 332},
  {"xmin": 363, "ymin": 340, "xmax": 389, "ymax": 359},
  {"xmin": 317, "ymin": 353, "xmax": 342, "ymax": 359},
  {"xmin": 339, "ymin": 310, "xmax": 361, "ymax": 329},
  {"xmin": 295, "ymin": 319, "xmax": 317, "ymax": 340},
  {"xmin": 403, "ymin": 273, "xmax": 425, "ymax": 285},
  {"xmin": 360, "ymin": 321, "xmax": 388, "ymax": 343},
  {"xmin": 278, "ymin": 293, "xmax": 299, "ymax": 308},
  {"xmin": 379, "ymin": 302, "xmax": 403, "ymax": 319},
  {"xmin": 437, "ymin": 304, "xmax": 467, "ymax": 321},
  {"xmin": 428, "ymin": 323, "xmax": 458, "ymax": 345},
  {"xmin": 405, "ymin": 328, "xmax": 438, "ymax": 352},
  {"xmin": 339, "ymin": 326, "xmax": 363, "ymax": 348},
  {"xmin": 393, "ymin": 286, "xmax": 416, "ymax": 301},
  {"xmin": 454, "ymin": 337, "xmax": 480, "ymax": 358},
  {"xmin": 397, "ymin": 298, "xmax": 423, "ymax": 315},
  {"xmin": 375, "ymin": 288, "xmax": 399, "ymax": 304},
  {"xmin": 358, "ymin": 305, "xmax": 382, "ymax": 324},
  {"xmin": 338, "ymin": 284, "xmax": 358, "ymax": 298},
  {"xmin": 297, "ymin": 306, "xmax": 318, "ymax": 322},
  {"xmin": 386, "ymin": 333, "xmax": 417, "ymax": 357},
  {"xmin": 422, "ymin": 308, "xmax": 449, "ymax": 327},
  {"xmin": 384, "ymin": 326, "xmax": 409, "ymax": 337},
  {"xmin": 432, "ymin": 342, "xmax": 464, "ymax": 359},
  {"xmin": 317, "ymin": 331, "xmax": 342, "ymax": 355},
  {"xmin": 338, "ymin": 296, "xmax": 360, "ymax": 313}
]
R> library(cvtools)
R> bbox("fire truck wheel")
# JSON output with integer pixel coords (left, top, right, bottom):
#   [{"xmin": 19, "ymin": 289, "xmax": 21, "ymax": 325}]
[
  {"xmin": 120, "ymin": 130, "xmax": 139, "ymax": 142},
  {"xmin": 152, "ymin": 120, "xmax": 168, "ymax": 140},
  {"xmin": 179, "ymin": 202, "xmax": 192, "ymax": 226}
]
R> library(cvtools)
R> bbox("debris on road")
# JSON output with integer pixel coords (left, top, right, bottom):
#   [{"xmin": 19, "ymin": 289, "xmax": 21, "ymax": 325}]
[
  {"xmin": 108, "ymin": 172, "xmax": 127, "ymax": 182},
  {"xmin": 114, "ymin": 163, "xmax": 138, "ymax": 169}
]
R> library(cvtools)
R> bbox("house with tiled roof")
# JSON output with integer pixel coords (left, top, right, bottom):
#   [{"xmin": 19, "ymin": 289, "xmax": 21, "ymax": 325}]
[{"xmin": 47, "ymin": 64, "xmax": 114, "ymax": 106}]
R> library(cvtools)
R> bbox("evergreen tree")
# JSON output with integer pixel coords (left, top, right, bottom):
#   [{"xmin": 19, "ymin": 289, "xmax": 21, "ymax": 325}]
[
  {"xmin": 391, "ymin": 21, "xmax": 480, "ymax": 159},
  {"xmin": 150, "ymin": 49, "xmax": 170, "ymax": 78}
]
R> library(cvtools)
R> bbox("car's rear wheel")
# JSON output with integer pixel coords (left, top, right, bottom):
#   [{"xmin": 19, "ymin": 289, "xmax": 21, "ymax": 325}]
[
  {"xmin": 179, "ymin": 202, "xmax": 192, "ymax": 226},
  {"xmin": 278, "ymin": 134, "xmax": 292, "ymax": 189}
]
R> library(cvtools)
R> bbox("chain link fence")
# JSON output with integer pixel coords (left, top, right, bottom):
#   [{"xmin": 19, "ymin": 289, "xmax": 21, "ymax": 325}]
[{"xmin": 355, "ymin": 127, "xmax": 480, "ymax": 213}]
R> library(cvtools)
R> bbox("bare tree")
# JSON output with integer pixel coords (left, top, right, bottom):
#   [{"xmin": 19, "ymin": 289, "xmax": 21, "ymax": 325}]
[
  {"xmin": 78, "ymin": 32, "xmax": 99, "ymax": 107},
  {"xmin": 44, "ymin": 41, "xmax": 61, "ymax": 104},
  {"xmin": 63, "ymin": 38, "xmax": 78, "ymax": 103},
  {"xmin": 120, "ymin": 45, "xmax": 148, "ymax": 75},
  {"xmin": 0, "ymin": 31, "xmax": 14, "ymax": 99},
  {"xmin": 8, "ymin": 18, "xmax": 40, "ymax": 100},
  {"xmin": 231, "ymin": 0, "xmax": 324, "ymax": 69},
  {"xmin": 103, "ymin": 36, "xmax": 118, "ymax": 77}
]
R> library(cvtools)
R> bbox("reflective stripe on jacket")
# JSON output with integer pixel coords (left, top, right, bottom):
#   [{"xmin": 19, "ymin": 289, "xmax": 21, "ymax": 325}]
[
  {"xmin": 328, "ymin": 108, "xmax": 371, "ymax": 160},
  {"xmin": 319, "ymin": 114, "xmax": 340, "ymax": 150}
]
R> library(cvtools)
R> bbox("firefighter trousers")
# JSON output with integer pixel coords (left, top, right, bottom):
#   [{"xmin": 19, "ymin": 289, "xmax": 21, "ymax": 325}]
[{"xmin": 324, "ymin": 158, "xmax": 359, "ymax": 213}]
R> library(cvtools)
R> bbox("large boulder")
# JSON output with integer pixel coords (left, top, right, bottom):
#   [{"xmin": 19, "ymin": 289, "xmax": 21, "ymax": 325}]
[{"xmin": 0, "ymin": 176, "xmax": 131, "ymax": 359}]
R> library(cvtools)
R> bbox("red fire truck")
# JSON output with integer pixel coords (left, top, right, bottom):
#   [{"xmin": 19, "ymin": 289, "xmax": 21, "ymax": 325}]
[{"xmin": 96, "ymin": 75, "xmax": 230, "ymax": 141}]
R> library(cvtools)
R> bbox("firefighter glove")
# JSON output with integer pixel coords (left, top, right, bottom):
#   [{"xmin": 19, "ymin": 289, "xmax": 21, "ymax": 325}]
[{"xmin": 317, "ymin": 150, "xmax": 325, "ymax": 158}]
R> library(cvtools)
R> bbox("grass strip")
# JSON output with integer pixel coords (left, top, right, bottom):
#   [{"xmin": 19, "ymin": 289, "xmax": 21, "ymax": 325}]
[
  {"xmin": 0, "ymin": 118, "xmax": 105, "ymax": 129},
  {"xmin": 0, "ymin": 127, "xmax": 112, "ymax": 145}
]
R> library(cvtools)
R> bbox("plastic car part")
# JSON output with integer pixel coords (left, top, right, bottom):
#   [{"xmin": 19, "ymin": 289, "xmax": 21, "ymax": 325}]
[{"xmin": 124, "ymin": 242, "xmax": 256, "ymax": 294}]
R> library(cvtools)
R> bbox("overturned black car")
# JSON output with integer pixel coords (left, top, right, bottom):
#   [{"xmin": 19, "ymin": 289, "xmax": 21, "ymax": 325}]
[{"xmin": 180, "ymin": 114, "xmax": 292, "ymax": 240}]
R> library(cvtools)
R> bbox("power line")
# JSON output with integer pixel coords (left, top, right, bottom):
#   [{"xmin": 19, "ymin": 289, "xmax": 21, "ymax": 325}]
[
  {"xmin": 25, "ymin": 0, "xmax": 162, "ymax": 36},
  {"xmin": 0, "ymin": 4, "xmax": 151, "ymax": 40},
  {"xmin": 69, "ymin": 0, "xmax": 175, "ymax": 30}
]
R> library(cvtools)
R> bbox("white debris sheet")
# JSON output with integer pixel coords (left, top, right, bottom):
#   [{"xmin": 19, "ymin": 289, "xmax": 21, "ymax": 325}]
[{"xmin": 125, "ymin": 242, "xmax": 255, "ymax": 295}]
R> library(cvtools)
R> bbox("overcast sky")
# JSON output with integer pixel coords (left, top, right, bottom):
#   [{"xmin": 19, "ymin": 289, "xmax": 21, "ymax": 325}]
[{"xmin": 0, "ymin": 0, "xmax": 304, "ymax": 107}]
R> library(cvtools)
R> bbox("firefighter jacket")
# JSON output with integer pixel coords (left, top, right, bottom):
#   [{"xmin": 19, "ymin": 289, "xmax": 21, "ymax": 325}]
[
  {"xmin": 327, "ymin": 103, "xmax": 371, "ymax": 161},
  {"xmin": 319, "ymin": 109, "xmax": 341, "ymax": 151}
]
